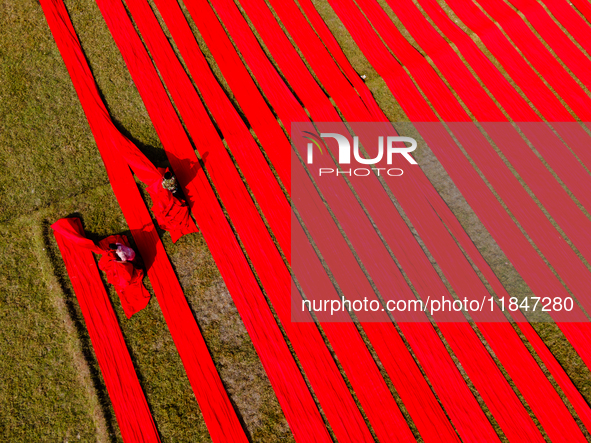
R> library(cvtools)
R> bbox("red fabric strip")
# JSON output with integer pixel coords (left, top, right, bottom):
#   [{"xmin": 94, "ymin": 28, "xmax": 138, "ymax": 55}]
[
  {"xmin": 417, "ymin": 122, "xmax": 591, "ymax": 354},
  {"xmin": 415, "ymin": 0, "xmax": 570, "ymax": 120},
  {"xmin": 124, "ymin": 0, "xmax": 441, "ymax": 440},
  {"xmin": 294, "ymin": 0, "xmax": 388, "ymax": 121},
  {"xmin": 375, "ymin": 0, "xmax": 591, "ymax": 426},
  {"xmin": 304, "ymin": 0, "xmax": 591, "ymax": 429},
  {"xmin": 205, "ymin": 0, "xmax": 340, "ymax": 122},
  {"xmin": 156, "ymin": 1, "xmax": 432, "ymax": 440},
  {"xmin": 476, "ymin": 0, "xmax": 591, "ymax": 92},
  {"xmin": 441, "ymin": 0, "xmax": 591, "ymax": 120},
  {"xmin": 41, "ymin": 1, "xmax": 250, "ymax": 441},
  {"xmin": 215, "ymin": 0, "xmax": 536, "ymax": 440},
  {"xmin": 324, "ymin": 0, "xmax": 588, "ymax": 441},
  {"xmin": 91, "ymin": 0, "xmax": 367, "ymax": 440},
  {"xmin": 570, "ymin": 0, "xmax": 591, "ymax": 21},
  {"xmin": 182, "ymin": 0, "xmax": 476, "ymax": 437},
  {"xmin": 509, "ymin": 0, "xmax": 591, "ymax": 59},
  {"xmin": 412, "ymin": 0, "xmax": 591, "ymax": 174},
  {"xmin": 199, "ymin": 0, "xmax": 481, "ymax": 439},
  {"xmin": 354, "ymin": 0, "xmax": 591, "ymax": 317},
  {"xmin": 380, "ymin": 0, "xmax": 591, "ymax": 219},
  {"xmin": 152, "ymin": 0, "xmax": 292, "ymax": 190},
  {"xmin": 344, "ymin": 0, "xmax": 591, "ymax": 321},
  {"xmin": 297, "ymin": 121, "xmax": 546, "ymax": 442},
  {"xmin": 251, "ymin": 1, "xmax": 517, "ymax": 438},
  {"xmin": 291, "ymin": 220, "xmax": 416, "ymax": 443},
  {"xmin": 359, "ymin": 0, "xmax": 591, "ymax": 316},
  {"xmin": 292, "ymin": 127, "xmax": 502, "ymax": 442},
  {"xmin": 204, "ymin": 0, "xmax": 575, "ymax": 440},
  {"xmin": 106, "ymin": 0, "xmax": 385, "ymax": 440},
  {"xmin": 121, "ymin": 0, "xmax": 290, "ymax": 256},
  {"xmin": 52, "ymin": 218, "xmax": 160, "ymax": 443},
  {"xmin": 230, "ymin": 1, "xmax": 576, "ymax": 441}
]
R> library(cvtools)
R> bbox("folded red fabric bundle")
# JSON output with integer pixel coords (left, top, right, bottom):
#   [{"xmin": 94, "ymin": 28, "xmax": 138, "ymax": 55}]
[
  {"xmin": 52, "ymin": 221, "xmax": 151, "ymax": 318},
  {"xmin": 148, "ymin": 183, "xmax": 196, "ymax": 243},
  {"xmin": 51, "ymin": 218, "xmax": 160, "ymax": 443}
]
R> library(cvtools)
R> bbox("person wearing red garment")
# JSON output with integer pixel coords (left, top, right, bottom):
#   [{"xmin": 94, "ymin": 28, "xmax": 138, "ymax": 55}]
[
  {"xmin": 109, "ymin": 242, "xmax": 136, "ymax": 263},
  {"xmin": 99, "ymin": 237, "xmax": 150, "ymax": 318}
]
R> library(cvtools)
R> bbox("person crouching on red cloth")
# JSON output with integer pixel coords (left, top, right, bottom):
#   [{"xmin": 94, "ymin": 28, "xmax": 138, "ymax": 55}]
[
  {"xmin": 109, "ymin": 242, "xmax": 136, "ymax": 263},
  {"xmin": 98, "ymin": 238, "xmax": 150, "ymax": 318},
  {"xmin": 161, "ymin": 170, "xmax": 180, "ymax": 196}
]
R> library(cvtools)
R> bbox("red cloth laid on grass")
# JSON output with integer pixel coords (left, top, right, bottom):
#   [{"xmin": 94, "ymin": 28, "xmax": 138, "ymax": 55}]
[
  {"xmin": 324, "ymin": 2, "xmax": 589, "ymax": 441},
  {"xmin": 149, "ymin": 182, "xmax": 194, "ymax": 242},
  {"xmin": 52, "ymin": 217, "xmax": 160, "ymax": 443},
  {"xmin": 148, "ymin": 186, "xmax": 197, "ymax": 243},
  {"xmin": 149, "ymin": 168, "xmax": 197, "ymax": 243},
  {"xmin": 51, "ymin": 218, "xmax": 151, "ymax": 318},
  {"xmin": 97, "ymin": 235, "xmax": 151, "ymax": 319},
  {"xmin": 113, "ymin": 132, "xmax": 198, "ymax": 243},
  {"xmin": 92, "ymin": 0, "xmax": 350, "ymax": 440},
  {"xmin": 41, "ymin": 2, "xmax": 248, "ymax": 441}
]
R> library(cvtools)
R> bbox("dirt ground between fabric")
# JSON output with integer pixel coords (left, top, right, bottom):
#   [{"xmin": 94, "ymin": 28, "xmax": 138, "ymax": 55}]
[{"xmin": 1, "ymin": 0, "xmax": 591, "ymax": 441}]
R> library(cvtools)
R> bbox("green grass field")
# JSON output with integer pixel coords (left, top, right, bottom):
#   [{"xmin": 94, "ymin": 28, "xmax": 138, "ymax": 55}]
[{"xmin": 2, "ymin": 0, "xmax": 591, "ymax": 441}]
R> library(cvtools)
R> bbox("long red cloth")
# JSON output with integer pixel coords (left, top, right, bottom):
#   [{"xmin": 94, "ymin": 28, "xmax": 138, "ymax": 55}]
[
  {"xmin": 123, "ymin": 0, "xmax": 290, "ymax": 259},
  {"xmin": 570, "ymin": 0, "xmax": 591, "ymax": 21},
  {"xmin": 217, "ymin": 1, "xmax": 574, "ymax": 441},
  {"xmin": 41, "ymin": 2, "xmax": 249, "ymax": 441},
  {"xmin": 102, "ymin": 0, "xmax": 420, "ymax": 440},
  {"xmin": 149, "ymin": 2, "xmax": 424, "ymax": 441},
  {"xmin": 411, "ymin": 0, "xmax": 591, "ymax": 175},
  {"xmin": 142, "ymin": 0, "xmax": 462, "ymax": 440},
  {"xmin": 96, "ymin": 0, "xmax": 379, "ymax": 441},
  {"xmin": 357, "ymin": 0, "xmax": 591, "ymax": 277},
  {"xmin": 233, "ymin": 1, "xmax": 501, "ymax": 439},
  {"xmin": 52, "ymin": 218, "xmax": 160, "ymax": 443},
  {"xmin": 151, "ymin": 0, "xmax": 290, "ymax": 191},
  {"xmin": 187, "ymin": 0, "xmax": 473, "ymax": 440},
  {"xmin": 441, "ymin": 0, "xmax": 591, "ymax": 121},
  {"xmin": 349, "ymin": 0, "xmax": 591, "ymax": 314},
  {"xmin": 412, "ymin": 0, "xmax": 591, "ymax": 174},
  {"xmin": 295, "ymin": 0, "xmax": 388, "ymax": 120},
  {"xmin": 190, "ymin": 0, "xmax": 576, "ymax": 440},
  {"xmin": 317, "ymin": 0, "xmax": 589, "ymax": 440},
  {"xmin": 371, "ymin": 0, "xmax": 591, "ymax": 429},
  {"xmin": 507, "ymin": 0, "xmax": 591, "ymax": 67},
  {"xmin": 375, "ymin": 0, "xmax": 591, "ymax": 219},
  {"xmin": 324, "ymin": 5, "xmax": 582, "ymax": 442},
  {"xmin": 90, "ymin": 0, "xmax": 356, "ymax": 440},
  {"xmin": 207, "ymin": 0, "xmax": 591, "ymax": 440},
  {"xmin": 476, "ymin": 0, "xmax": 591, "ymax": 92},
  {"xmin": 338, "ymin": 0, "xmax": 591, "ymax": 321}
]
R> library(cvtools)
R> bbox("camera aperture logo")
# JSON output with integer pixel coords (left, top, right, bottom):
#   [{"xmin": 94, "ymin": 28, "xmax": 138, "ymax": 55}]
[{"xmin": 304, "ymin": 131, "xmax": 418, "ymax": 177}]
